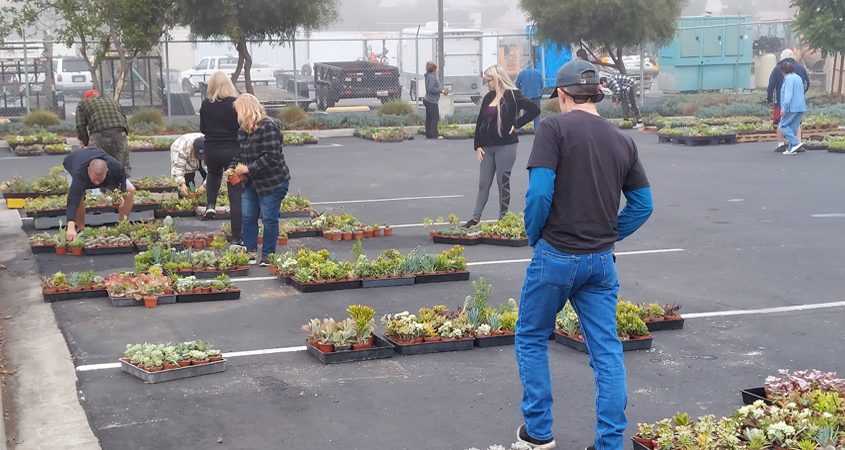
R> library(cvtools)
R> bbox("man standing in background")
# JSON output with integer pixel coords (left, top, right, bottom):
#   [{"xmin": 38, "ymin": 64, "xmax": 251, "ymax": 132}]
[
  {"xmin": 76, "ymin": 89, "xmax": 131, "ymax": 175},
  {"xmin": 516, "ymin": 62, "xmax": 544, "ymax": 131}
]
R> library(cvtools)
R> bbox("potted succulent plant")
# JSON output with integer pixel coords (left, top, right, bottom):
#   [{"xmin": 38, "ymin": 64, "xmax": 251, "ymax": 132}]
[
  {"xmin": 347, "ymin": 304, "xmax": 376, "ymax": 350},
  {"xmin": 69, "ymin": 237, "xmax": 85, "ymax": 256}
]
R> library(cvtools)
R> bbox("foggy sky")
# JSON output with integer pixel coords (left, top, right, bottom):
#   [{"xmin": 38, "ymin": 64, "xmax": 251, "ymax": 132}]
[{"xmin": 333, "ymin": 0, "xmax": 796, "ymax": 32}]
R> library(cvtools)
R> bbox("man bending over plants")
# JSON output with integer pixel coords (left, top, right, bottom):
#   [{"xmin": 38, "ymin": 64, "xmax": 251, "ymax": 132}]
[{"xmin": 63, "ymin": 147, "xmax": 135, "ymax": 242}]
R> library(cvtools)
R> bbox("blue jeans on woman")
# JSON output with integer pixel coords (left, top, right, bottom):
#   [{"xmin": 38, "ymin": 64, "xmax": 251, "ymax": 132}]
[
  {"xmin": 242, "ymin": 181, "xmax": 289, "ymax": 256},
  {"xmin": 515, "ymin": 239, "xmax": 627, "ymax": 450}
]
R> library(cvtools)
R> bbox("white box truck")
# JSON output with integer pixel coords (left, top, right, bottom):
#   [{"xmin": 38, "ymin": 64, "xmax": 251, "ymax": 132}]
[{"xmin": 400, "ymin": 22, "xmax": 486, "ymax": 104}]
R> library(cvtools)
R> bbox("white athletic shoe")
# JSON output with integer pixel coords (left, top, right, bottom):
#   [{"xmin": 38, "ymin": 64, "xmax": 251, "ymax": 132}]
[{"xmin": 783, "ymin": 143, "xmax": 804, "ymax": 155}]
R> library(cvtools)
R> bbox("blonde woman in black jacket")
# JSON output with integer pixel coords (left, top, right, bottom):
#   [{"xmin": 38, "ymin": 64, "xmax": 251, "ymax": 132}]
[{"xmin": 465, "ymin": 65, "xmax": 540, "ymax": 227}]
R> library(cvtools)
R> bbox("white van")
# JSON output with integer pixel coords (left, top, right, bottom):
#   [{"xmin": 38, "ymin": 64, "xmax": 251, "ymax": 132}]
[{"xmin": 53, "ymin": 57, "xmax": 93, "ymax": 96}]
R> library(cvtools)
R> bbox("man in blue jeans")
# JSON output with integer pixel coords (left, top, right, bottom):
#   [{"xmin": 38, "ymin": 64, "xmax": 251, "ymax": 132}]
[
  {"xmin": 515, "ymin": 62, "xmax": 544, "ymax": 131},
  {"xmin": 515, "ymin": 59, "xmax": 654, "ymax": 450}
]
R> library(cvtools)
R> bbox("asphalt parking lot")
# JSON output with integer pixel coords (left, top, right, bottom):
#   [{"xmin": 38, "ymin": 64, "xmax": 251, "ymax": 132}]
[{"xmin": 3, "ymin": 132, "xmax": 845, "ymax": 449}]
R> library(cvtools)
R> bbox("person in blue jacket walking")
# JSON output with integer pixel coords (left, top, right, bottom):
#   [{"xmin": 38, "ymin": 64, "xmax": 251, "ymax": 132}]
[
  {"xmin": 767, "ymin": 49, "xmax": 810, "ymax": 152},
  {"xmin": 515, "ymin": 62, "xmax": 544, "ymax": 131},
  {"xmin": 778, "ymin": 60, "xmax": 808, "ymax": 155},
  {"xmin": 515, "ymin": 59, "xmax": 653, "ymax": 450}
]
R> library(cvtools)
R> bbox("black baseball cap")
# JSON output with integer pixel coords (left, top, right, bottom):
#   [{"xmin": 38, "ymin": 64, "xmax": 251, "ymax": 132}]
[
  {"xmin": 549, "ymin": 59, "xmax": 601, "ymax": 99},
  {"xmin": 192, "ymin": 136, "xmax": 205, "ymax": 160}
]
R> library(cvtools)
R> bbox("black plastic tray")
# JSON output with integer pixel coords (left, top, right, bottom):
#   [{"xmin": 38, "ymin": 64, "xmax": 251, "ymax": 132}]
[
  {"xmin": 43, "ymin": 288, "xmax": 107, "ymax": 303},
  {"xmin": 288, "ymin": 278, "xmax": 361, "ymax": 293},
  {"xmin": 383, "ymin": 335, "xmax": 474, "ymax": 355},
  {"xmin": 83, "ymin": 245, "xmax": 135, "ymax": 255},
  {"xmin": 280, "ymin": 210, "xmax": 314, "ymax": 219},
  {"xmin": 361, "ymin": 276, "xmax": 415, "ymax": 288},
  {"xmin": 176, "ymin": 290, "xmax": 241, "ymax": 303},
  {"xmin": 474, "ymin": 333, "xmax": 515, "ymax": 347},
  {"xmin": 138, "ymin": 186, "xmax": 178, "ymax": 193},
  {"xmin": 740, "ymin": 387, "xmax": 772, "ymax": 405},
  {"xmin": 480, "ymin": 237, "xmax": 528, "ymax": 247},
  {"xmin": 109, "ymin": 294, "xmax": 177, "ymax": 307},
  {"xmin": 631, "ymin": 437, "xmax": 652, "ymax": 450},
  {"xmin": 193, "ymin": 267, "xmax": 249, "ymax": 279},
  {"xmin": 432, "ymin": 235, "xmax": 481, "ymax": 245},
  {"xmin": 287, "ymin": 229, "xmax": 321, "ymax": 239},
  {"xmin": 553, "ymin": 331, "xmax": 653, "ymax": 353},
  {"xmin": 30, "ymin": 244, "xmax": 56, "ymax": 254},
  {"xmin": 120, "ymin": 358, "xmax": 226, "ymax": 384},
  {"xmin": 414, "ymin": 271, "xmax": 470, "ymax": 284},
  {"xmin": 154, "ymin": 210, "xmax": 196, "ymax": 218},
  {"xmin": 645, "ymin": 317, "xmax": 684, "ymax": 332},
  {"xmin": 305, "ymin": 335, "xmax": 396, "ymax": 364}
]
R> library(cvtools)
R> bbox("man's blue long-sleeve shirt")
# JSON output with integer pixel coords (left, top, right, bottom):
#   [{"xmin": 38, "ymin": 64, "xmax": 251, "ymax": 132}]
[{"xmin": 525, "ymin": 167, "xmax": 653, "ymax": 246}]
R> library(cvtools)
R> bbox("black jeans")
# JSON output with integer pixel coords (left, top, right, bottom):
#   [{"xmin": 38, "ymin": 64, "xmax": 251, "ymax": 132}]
[
  {"xmin": 423, "ymin": 99, "xmax": 440, "ymax": 138},
  {"xmin": 621, "ymin": 88, "xmax": 641, "ymax": 121},
  {"xmin": 184, "ymin": 166, "xmax": 208, "ymax": 189},
  {"xmin": 205, "ymin": 142, "xmax": 242, "ymax": 239}
]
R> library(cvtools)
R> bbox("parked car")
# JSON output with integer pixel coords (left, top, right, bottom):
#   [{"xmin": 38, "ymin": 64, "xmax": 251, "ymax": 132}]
[
  {"xmin": 53, "ymin": 57, "xmax": 93, "ymax": 96},
  {"xmin": 313, "ymin": 61, "xmax": 401, "ymax": 110},
  {"xmin": 180, "ymin": 55, "xmax": 277, "ymax": 95}
]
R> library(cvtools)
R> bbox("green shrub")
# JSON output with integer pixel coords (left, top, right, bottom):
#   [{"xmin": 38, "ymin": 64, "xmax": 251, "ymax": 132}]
[
  {"xmin": 806, "ymin": 92, "xmax": 844, "ymax": 107},
  {"xmin": 696, "ymin": 103, "xmax": 769, "ymax": 118},
  {"xmin": 443, "ymin": 110, "xmax": 479, "ymax": 125},
  {"xmin": 130, "ymin": 122, "xmax": 165, "ymax": 135},
  {"xmin": 277, "ymin": 106, "xmax": 309, "ymax": 125},
  {"xmin": 22, "ymin": 109, "xmax": 60, "ymax": 128},
  {"xmin": 128, "ymin": 108, "xmax": 164, "ymax": 131},
  {"xmin": 378, "ymin": 100, "xmax": 415, "ymax": 116},
  {"xmin": 814, "ymin": 104, "xmax": 845, "ymax": 118}
]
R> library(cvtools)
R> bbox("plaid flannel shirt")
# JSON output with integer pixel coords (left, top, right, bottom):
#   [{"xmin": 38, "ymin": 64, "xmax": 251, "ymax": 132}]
[
  {"xmin": 170, "ymin": 132, "xmax": 206, "ymax": 185},
  {"xmin": 606, "ymin": 74, "xmax": 637, "ymax": 99},
  {"xmin": 75, "ymin": 96, "xmax": 128, "ymax": 145},
  {"xmin": 231, "ymin": 119, "xmax": 290, "ymax": 195}
]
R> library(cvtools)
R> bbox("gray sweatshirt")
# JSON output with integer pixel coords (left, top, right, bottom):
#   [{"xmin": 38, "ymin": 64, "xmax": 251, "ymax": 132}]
[{"xmin": 424, "ymin": 72, "xmax": 441, "ymax": 104}]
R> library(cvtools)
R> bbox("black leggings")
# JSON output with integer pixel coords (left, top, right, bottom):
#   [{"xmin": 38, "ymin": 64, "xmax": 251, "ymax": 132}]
[
  {"xmin": 423, "ymin": 99, "xmax": 440, "ymax": 138},
  {"xmin": 205, "ymin": 143, "xmax": 243, "ymax": 239}
]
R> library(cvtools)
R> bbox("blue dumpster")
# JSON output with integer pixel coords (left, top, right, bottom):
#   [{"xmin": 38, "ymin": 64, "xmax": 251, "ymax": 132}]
[{"xmin": 658, "ymin": 16, "xmax": 754, "ymax": 92}]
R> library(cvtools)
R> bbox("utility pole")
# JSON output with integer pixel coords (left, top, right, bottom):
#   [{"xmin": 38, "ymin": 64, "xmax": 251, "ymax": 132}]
[{"xmin": 438, "ymin": 0, "xmax": 445, "ymax": 84}]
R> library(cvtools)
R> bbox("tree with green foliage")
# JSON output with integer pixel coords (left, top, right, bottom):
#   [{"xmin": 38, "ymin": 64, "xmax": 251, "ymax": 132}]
[
  {"xmin": 1, "ymin": 0, "xmax": 178, "ymax": 98},
  {"xmin": 178, "ymin": 0, "xmax": 339, "ymax": 94},
  {"xmin": 519, "ymin": 0, "xmax": 685, "ymax": 74},
  {"xmin": 790, "ymin": 0, "xmax": 845, "ymax": 91}
]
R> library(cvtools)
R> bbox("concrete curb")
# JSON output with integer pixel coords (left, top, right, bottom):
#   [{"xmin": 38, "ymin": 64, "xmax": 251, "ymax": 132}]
[{"xmin": 0, "ymin": 208, "xmax": 100, "ymax": 450}]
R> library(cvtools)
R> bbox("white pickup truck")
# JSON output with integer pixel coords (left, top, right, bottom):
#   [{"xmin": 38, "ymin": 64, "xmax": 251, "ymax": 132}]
[{"xmin": 180, "ymin": 55, "xmax": 277, "ymax": 95}]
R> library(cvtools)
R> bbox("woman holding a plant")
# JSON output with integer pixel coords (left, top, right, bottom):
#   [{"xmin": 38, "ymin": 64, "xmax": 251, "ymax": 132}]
[{"xmin": 226, "ymin": 94, "xmax": 291, "ymax": 266}]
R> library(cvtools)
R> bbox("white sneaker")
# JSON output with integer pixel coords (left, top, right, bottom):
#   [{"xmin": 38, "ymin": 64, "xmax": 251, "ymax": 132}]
[
  {"xmin": 633, "ymin": 122, "xmax": 645, "ymax": 129},
  {"xmin": 783, "ymin": 143, "xmax": 804, "ymax": 155}
]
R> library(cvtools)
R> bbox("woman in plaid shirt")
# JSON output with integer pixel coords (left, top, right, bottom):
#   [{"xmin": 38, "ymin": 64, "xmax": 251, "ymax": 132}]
[{"xmin": 226, "ymin": 94, "xmax": 291, "ymax": 266}]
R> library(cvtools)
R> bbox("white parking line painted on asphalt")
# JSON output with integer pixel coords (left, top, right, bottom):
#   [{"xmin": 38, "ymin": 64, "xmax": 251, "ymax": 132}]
[
  {"xmin": 684, "ymin": 300, "xmax": 845, "ymax": 319},
  {"xmin": 222, "ymin": 346, "xmax": 307, "ymax": 357},
  {"xmin": 76, "ymin": 346, "xmax": 310, "ymax": 372},
  {"xmin": 811, "ymin": 213, "xmax": 845, "ymax": 218},
  {"xmin": 311, "ymin": 194, "xmax": 463, "ymax": 205},
  {"xmin": 304, "ymin": 143, "xmax": 343, "ymax": 148},
  {"xmin": 233, "ymin": 276, "xmax": 278, "ymax": 282},
  {"xmin": 76, "ymin": 299, "xmax": 845, "ymax": 373},
  {"xmin": 77, "ymin": 362, "xmax": 121, "ymax": 371},
  {"xmin": 0, "ymin": 157, "xmax": 25, "ymax": 160},
  {"xmin": 728, "ymin": 199, "xmax": 745, "ymax": 202},
  {"xmin": 465, "ymin": 248, "xmax": 685, "ymax": 266}
]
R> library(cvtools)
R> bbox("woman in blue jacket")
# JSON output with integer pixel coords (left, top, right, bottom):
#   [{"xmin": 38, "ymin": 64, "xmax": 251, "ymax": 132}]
[{"xmin": 778, "ymin": 60, "xmax": 807, "ymax": 155}]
